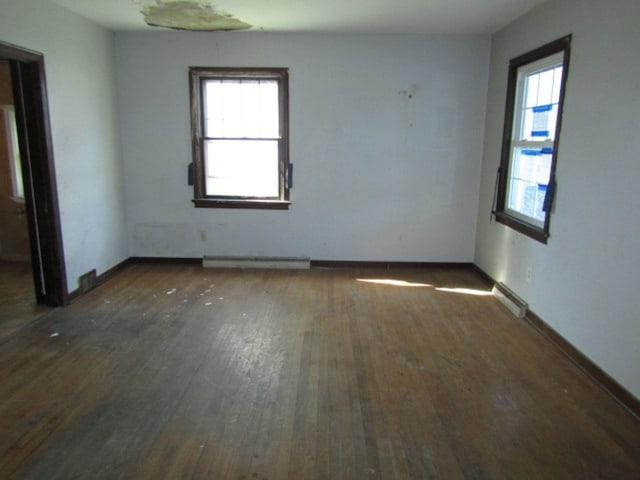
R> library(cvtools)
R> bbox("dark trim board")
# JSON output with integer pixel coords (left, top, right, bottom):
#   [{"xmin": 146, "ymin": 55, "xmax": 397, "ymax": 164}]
[
  {"xmin": 473, "ymin": 264, "xmax": 639, "ymax": 420},
  {"xmin": 130, "ymin": 258, "xmax": 473, "ymax": 270},
  {"xmin": 471, "ymin": 264, "xmax": 496, "ymax": 286},
  {"xmin": 311, "ymin": 260, "xmax": 474, "ymax": 270},
  {"xmin": 525, "ymin": 309, "xmax": 639, "ymax": 419},
  {"xmin": 67, "ymin": 257, "xmax": 202, "ymax": 301},
  {"xmin": 67, "ymin": 258, "xmax": 132, "ymax": 303},
  {"xmin": 131, "ymin": 258, "xmax": 472, "ymax": 269},
  {"xmin": 129, "ymin": 257, "xmax": 202, "ymax": 265}
]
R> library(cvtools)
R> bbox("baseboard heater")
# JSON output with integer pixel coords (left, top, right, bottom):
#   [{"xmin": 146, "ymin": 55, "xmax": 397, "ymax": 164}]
[
  {"xmin": 202, "ymin": 256, "xmax": 310, "ymax": 270},
  {"xmin": 492, "ymin": 282, "xmax": 528, "ymax": 318}
]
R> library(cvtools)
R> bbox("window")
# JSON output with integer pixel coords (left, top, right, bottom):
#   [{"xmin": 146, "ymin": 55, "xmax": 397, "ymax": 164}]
[
  {"xmin": 1, "ymin": 105, "xmax": 24, "ymax": 202},
  {"xmin": 189, "ymin": 67, "xmax": 290, "ymax": 209},
  {"xmin": 495, "ymin": 36, "xmax": 571, "ymax": 242}
]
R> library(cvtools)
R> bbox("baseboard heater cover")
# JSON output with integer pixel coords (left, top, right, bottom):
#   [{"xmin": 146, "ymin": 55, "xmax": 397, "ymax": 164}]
[
  {"xmin": 202, "ymin": 256, "xmax": 310, "ymax": 269},
  {"xmin": 492, "ymin": 282, "xmax": 528, "ymax": 318}
]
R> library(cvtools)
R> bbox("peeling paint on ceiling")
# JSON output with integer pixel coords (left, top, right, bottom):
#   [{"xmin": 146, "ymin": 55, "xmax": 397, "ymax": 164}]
[{"xmin": 140, "ymin": 1, "xmax": 251, "ymax": 31}]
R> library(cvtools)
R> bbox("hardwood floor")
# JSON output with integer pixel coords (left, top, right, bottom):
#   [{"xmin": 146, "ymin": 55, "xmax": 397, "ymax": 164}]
[
  {"xmin": 0, "ymin": 261, "xmax": 51, "ymax": 343},
  {"xmin": 0, "ymin": 263, "xmax": 638, "ymax": 479}
]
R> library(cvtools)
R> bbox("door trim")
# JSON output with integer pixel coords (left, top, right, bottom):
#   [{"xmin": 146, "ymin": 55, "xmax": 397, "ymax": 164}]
[{"xmin": 0, "ymin": 41, "xmax": 67, "ymax": 306}]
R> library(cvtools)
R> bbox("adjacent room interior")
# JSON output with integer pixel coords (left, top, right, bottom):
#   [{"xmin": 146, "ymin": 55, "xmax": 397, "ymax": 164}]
[{"xmin": 1, "ymin": 0, "xmax": 638, "ymax": 478}]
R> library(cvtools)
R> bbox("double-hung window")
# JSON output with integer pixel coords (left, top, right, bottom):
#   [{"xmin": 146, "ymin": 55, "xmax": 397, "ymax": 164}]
[
  {"xmin": 189, "ymin": 67, "xmax": 290, "ymax": 209},
  {"xmin": 495, "ymin": 36, "xmax": 571, "ymax": 242}
]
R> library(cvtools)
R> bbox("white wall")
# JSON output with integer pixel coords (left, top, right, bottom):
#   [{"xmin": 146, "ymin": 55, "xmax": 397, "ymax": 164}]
[
  {"xmin": 116, "ymin": 32, "xmax": 490, "ymax": 261},
  {"xmin": 475, "ymin": 0, "xmax": 640, "ymax": 397},
  {"xmin": 0, "ymin": 0, "xmax": 128, "ymax": 292}
]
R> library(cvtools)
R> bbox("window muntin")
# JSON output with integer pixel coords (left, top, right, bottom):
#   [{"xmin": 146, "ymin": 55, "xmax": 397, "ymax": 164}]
[
  {"xmin": 496, "ymin": 36, "xmax": 571, "ymax": 242},
  {"xmin": 189, "ymin": 68, "xmax": 290, "ymax": 209}
]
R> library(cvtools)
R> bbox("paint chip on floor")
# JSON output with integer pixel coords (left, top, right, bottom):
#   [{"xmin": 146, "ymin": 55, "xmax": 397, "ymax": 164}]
[
  {"xmin": 50, "ymin": 332, "xmax": 59, "ymax": 338},
  {"xmin": 166, "ymin": 288, "xmax": 177, "ymax": 295}
]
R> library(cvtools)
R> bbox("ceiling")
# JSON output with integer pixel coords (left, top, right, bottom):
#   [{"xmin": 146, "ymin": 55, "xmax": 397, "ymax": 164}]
[{"xmin": 51, "ymin": 0, "xmax": 547, "ymax": 35}]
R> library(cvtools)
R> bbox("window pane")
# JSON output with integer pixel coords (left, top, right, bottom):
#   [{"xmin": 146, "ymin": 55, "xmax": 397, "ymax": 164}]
[
  {"xmin": 524, "ymin": 74, "xmax": 540, "ymax": 109},
  {"xmin": 507, "ymin": 147, "xmax": 552, "ymax": 223},
  {"xmin": 2, "ymin": 106, "xmax": 24, "ymax": 199},
  {"xmin": 521, "ymin": 104, "xmax": 559, "ymax": 141},
  {"xmin": 552, "ymin": 66, "xmax": 563, "ymax": 104},
  {"xmin": 518, "ymin": 65, "xmax": 563, "ymax": 141},
  {"xmin": 204, "ymin": 79, "xmax": 279, "ymax": 138},
  {"xmin": 203, "ymin": 80, "xmax": 224, "ymax": 136},
  {"xmin": 204, "ymin": 139, "xmax": 279, "ymax": 197},
  {"xmin": 536, "ymin": 68, "xmax": 555, "ymax": 106}
]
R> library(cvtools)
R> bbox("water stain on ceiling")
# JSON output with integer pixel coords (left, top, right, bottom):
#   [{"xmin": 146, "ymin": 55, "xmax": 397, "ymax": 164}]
[{"xmin": 140, "ymin": 1, "xmax": 251, "ymax": 31}]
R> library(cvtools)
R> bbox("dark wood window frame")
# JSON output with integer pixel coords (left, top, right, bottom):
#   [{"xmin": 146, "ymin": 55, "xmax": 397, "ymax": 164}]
[
  {"xmin": 495, "ymin": 36, "xmax": 571, "ymax": 243},
  {"xmin": 189, "ymin": 67, "xmax": 291, "ymax": 210}
]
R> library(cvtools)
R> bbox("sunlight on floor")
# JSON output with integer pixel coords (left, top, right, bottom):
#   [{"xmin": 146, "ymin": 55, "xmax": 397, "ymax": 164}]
[
  {"xmin": 356, "ymin": 278, "xmax": 492, "ymax": 296},
  {"xmin": 435, "ymin": 287, "xmax": 493, "ymax": 296},
  {"xmin": 356, "ymin": 278, "xmax": 432, "ymax": 287}
]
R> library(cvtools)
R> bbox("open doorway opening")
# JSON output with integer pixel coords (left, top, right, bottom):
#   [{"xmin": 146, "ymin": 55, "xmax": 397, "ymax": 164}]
[
  {"xmin": 0, "ymin": 60, "xmax": 47, "ymax": 339},
  {"xmin": 0, "ymin": 62, "xmax": 30, "ymax": 263},
  {"xmin": 0, "ymin": 42, "xmax": 67, "ymax": 335}
]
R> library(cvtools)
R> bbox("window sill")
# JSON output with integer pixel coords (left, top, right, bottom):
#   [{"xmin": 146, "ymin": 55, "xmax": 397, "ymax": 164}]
[
  {"xmin": 193, "ymin": 198, "xmax": 291, "ymax": 210},
  {"xmin": 495, "ymin": 212, "xmax": 549, "ymax": 244}
]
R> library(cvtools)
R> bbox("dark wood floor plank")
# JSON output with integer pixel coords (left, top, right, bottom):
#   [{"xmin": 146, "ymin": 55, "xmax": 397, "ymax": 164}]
[
  {"xmin": 0, "ymin": 261, "xmax": 51, "ymax": 343},
  {"xmin": 0, "ymin": 264, "xmax": 638, "ymax": 479}
]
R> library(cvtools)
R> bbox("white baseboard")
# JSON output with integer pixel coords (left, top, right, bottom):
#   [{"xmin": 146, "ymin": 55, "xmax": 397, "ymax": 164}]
[
  {"xmin": 202, "ymin": 256, "xmax": 310, "ymax": 269},
  {"xmin": 492, "ymin": 282, "xmax": 528, "ymax": 318}
]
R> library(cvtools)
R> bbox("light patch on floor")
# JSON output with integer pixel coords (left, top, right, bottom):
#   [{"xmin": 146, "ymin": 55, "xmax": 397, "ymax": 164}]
[
  {"xmin": 139, "ymin": 1, "xmax": 251, "ymax": 31},
  {"xmin": 357, "ymin": 278, "xmax": 432, "ymax": 288}
]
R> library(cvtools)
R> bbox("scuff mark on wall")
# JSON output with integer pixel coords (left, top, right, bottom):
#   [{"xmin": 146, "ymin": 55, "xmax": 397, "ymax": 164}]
[
  {"xmin": 137, "ymin": 1, "xmax": 251, "ymax": 31},
  {"xmin": 398, "ymin": 84, "xmax": 418, "ymax": 99},
  {"xmin": 398, "ymin": 83, "xmax": 419, "ymax": 129}
]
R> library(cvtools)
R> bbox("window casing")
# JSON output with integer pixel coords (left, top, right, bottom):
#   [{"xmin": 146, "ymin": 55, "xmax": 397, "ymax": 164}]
[
  {"xmin": 189, "ymin": 67, "xmax": 290, "ymax": 209},
  {"xmin": 495, "ymin": 36, "xmax": 571, "ymax": 242}
]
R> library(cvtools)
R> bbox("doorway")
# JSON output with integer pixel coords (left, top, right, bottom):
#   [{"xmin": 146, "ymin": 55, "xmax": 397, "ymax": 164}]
[
  {"xmin": 0, "ymin": 42, "xmax": 67, "ymax": 312},
  {"xmin": 0, "ymin": 60, "xmax": 48, "ymax": 339},
  {"xmin": 0, "ymin": 62, "xmax": 30, "ymax": 262}
]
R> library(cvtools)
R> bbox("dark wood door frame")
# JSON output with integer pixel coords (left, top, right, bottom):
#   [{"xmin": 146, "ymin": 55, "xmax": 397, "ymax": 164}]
[{"xmin": 0, "ymin": 41, "xmax": 67, "ymax": 306}]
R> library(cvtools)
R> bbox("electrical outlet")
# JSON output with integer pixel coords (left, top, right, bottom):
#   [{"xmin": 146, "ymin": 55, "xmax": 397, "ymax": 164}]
[{"xmin": 526, "ymin": 266, "xmax": 533, "ymax": 283}]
